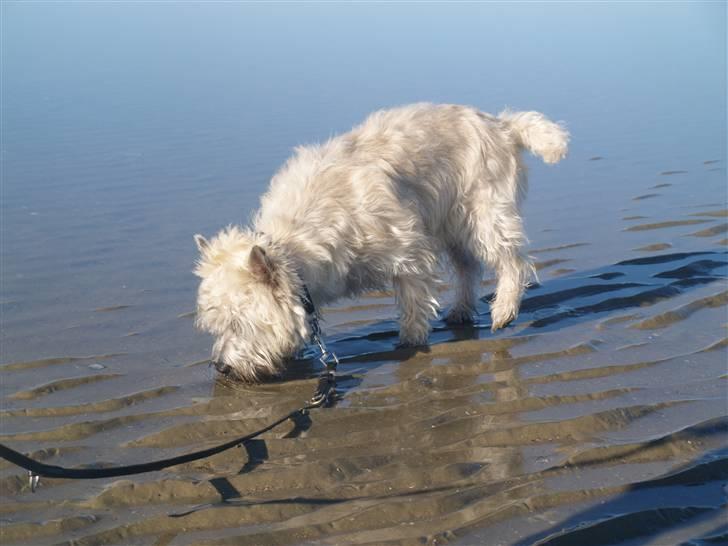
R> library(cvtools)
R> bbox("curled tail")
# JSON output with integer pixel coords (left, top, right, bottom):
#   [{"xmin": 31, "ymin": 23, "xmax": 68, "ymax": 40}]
[{"xmin": 499, "ymin": 110, "xmax": 569, "ymax": 164}]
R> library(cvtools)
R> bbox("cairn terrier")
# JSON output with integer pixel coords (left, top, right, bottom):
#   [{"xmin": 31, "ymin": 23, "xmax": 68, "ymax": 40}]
[{"xmin": 194, "ymin": 103, "xmax": 568, "ymax": 381}]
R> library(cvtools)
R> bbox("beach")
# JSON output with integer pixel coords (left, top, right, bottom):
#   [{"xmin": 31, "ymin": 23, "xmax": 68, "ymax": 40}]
[{"xmin": 1, "ymin": 3, "xmax": 726, "ymax": 545}]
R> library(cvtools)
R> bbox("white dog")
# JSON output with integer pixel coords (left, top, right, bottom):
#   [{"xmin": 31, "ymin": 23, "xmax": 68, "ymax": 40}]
[{"xmin": 194, "ymin": 103, "xmax": 568, "ymax": 381}]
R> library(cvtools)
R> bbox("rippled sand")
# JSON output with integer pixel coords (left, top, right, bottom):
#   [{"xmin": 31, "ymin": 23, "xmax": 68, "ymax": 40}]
[{"xmin": 1, "ymin": 159, "xmax": 727, "ymax": 546}]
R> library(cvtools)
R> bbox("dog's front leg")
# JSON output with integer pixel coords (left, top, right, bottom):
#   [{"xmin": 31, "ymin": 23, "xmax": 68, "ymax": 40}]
[{"xmin": 393, "ymin": 275, "xmax": 439, "ymax": 346}]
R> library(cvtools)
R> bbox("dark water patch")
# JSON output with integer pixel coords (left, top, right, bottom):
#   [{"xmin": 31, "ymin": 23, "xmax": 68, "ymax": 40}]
[
  {"xmin": 633, "ymin": 454, "xmax": 728, "ymax": 489},
  {"xmin": 671, "ymin": 276, "xmax": 725, "ymax": 289},
  {"xmin": 518, "ymin": 283, "xmax": 646, "ymax": 313},
  {"xmin": 529, "ymin": 278, "xmax": 721, "ymax": 329},
  {"xmin": 623, "ymin": 215, "xmax": 648, "ymax": 220},
  {"xmin": 660, "ymin": 170, "xmax": 689, "ymax": 175},
  {"xmin": 653, "ymin": 259, "xmax": 727, "ymax": 279},
  {"xmin": 703, "ymin": 160, "xmax": 721, "ymax": 165},
  {"xmin": 551, "ymin": 268, "xmax": 576, "ymax": 276},
  {"xmin": 589, "ymin": 156, "xmax": 603, "ymax": 161},
  {"xmin": 617, "ymin": 251, "xmax": 717, "ymax": 266},
  {"xmin": 632, "ymin": 193, "xmax": 660, "ymax": 201},
  {"xmin": 590, "ymin": 272, "xmax": 625, "ymax": 280},
  {"xmin": 93, "ymin": 304, "xmax": 131, "ymax": 312},
  {"xmin": 625, "ymin": 219, "xmax": 712, "ymax": 232},
  {"xmin": 651, "ymin": 182, "xmax": 672, "ymax": 188}
]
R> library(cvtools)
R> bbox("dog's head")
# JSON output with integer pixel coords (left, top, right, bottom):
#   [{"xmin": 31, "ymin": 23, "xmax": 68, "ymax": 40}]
[{"xmin": 193, "ymin": 227, "xmax": 309, "ymax": 382}]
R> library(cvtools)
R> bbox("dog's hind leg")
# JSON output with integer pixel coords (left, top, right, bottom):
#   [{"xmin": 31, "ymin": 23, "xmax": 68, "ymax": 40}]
[
  {"xmin": 471, "ymin": 201, "xmax": 535, "ymax": 332},
  {"xmin": 393, "ymin": 274, "xmax": 440, "ymax": 346},
  {"xmin": 444, "ymin": 248, "xmax": 481, "ymax": 325},
  {"xmin": 489, "ymin": 249, "xmax": 533, "ymax": 331}
]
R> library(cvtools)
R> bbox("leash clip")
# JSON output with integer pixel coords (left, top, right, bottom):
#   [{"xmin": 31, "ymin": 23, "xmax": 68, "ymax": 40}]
[
  {"xmin": 309, "ymin": 329, "xmax": 338, "ymax": 408},
  {"xmin": 28, "ymin": 471, "xmax": 39, "ymax": 492}
]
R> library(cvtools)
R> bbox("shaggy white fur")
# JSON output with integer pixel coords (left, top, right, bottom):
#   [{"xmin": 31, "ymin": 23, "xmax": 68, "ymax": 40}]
[{"xmin": 194, "ymin": 103, "xmax": 568, "ymax": 381}]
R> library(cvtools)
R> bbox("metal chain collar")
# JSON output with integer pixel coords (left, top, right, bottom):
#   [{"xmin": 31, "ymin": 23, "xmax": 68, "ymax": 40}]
[{"xmin": 306, "ymin": 311, "xmax": 339, "ymax": 408}]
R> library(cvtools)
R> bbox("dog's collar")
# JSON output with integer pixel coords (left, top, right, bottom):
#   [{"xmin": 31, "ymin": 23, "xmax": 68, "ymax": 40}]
[
  {"xmin": 296, "ymin": 277, "xmax": 323, "ymax": 340},
  {"xmin": 299, "ymin": 283, "xmax": 317, "ymax": 317}
]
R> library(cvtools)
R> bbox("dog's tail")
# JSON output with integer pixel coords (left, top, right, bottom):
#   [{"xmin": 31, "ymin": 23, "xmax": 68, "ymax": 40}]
[{"xmin": 498, "ymin": 110, "xmax": 569, "ymax": 164}]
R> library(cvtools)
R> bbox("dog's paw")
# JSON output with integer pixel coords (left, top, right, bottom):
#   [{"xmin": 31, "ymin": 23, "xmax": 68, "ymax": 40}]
[
  {"xmin": 490, "ymin": 303, "xmax": 518, "ymax": 332},
  {"xmin": 397, "ymin": 329, "xmax": 430, "ymax": 348},
  {"xmin": 444, "ymin": 306, "xmax": 475, "ymax": 325}
]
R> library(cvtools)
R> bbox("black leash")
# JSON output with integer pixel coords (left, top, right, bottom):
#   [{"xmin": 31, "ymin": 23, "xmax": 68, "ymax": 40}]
[
  {"xmin": 0, "ymin": 282, "xmax": 338, "ymax": 492},
  {"xmin": 0, "ymin": 378, "xmax": 335, "ymax": 490}
]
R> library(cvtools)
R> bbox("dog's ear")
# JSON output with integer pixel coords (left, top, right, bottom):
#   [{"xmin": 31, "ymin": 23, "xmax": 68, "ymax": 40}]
[
  {"xmin": 248, "ymin": 245, "xmax": 276, "ymax": 284},
  {"xmin": 194, "ymin": 234, "xmax": 210, "ymax": 253}
]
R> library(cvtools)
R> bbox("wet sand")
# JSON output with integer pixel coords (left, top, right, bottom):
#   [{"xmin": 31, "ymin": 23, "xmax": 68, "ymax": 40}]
[{"xmin": 1, "ymin": 158, "xmax": 726, "ymax": 546}]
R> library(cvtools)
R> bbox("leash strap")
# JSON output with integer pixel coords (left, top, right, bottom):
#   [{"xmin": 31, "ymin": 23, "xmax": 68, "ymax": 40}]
[{"xmin": 0, "ymin": 405, "xmax": 311, "ymax": 488}]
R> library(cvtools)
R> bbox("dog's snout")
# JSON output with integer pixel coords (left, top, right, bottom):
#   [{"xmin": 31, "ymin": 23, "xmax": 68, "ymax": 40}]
[{"xmin": 212, "ymin": 360, "xmax": 232, "ymax": 375}]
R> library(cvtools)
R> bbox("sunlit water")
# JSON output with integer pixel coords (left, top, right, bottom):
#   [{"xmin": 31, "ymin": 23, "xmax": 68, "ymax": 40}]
[{"xmin": 1, "ymin": 3, "xmax": 726, "ymax": 545}]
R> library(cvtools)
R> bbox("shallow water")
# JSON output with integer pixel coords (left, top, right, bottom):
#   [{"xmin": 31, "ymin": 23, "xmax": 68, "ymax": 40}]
[{"xmin": 1, "ymin": 3, "xmax": 727, "ymax": 545}]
